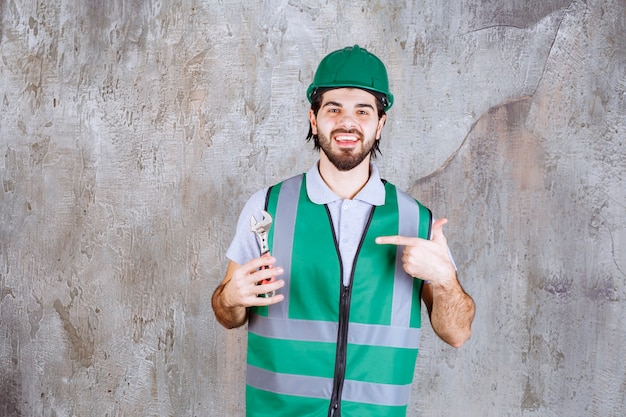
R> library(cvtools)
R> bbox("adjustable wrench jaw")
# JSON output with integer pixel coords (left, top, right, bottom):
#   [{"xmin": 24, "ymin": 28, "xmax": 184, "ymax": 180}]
[
  {"xmin": 250, "ymin": 210, "xmax": 275, "ymax": 297},
  {"xmin": 250, "ymin": 210, "xmax": 272, "ymax": 253},
  {"xmin": 251, "ymin": 228, "xmax": 269, "ymax": 255}
]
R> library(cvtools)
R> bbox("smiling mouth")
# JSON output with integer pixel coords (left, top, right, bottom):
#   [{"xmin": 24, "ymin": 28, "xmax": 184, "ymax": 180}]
[
  {"xmin": 335, "ymin": 135, "xmax": 358, "ymax": 142},
  {"xmin": 332, "ymin": 129, "xmax": 362, "ymax": 143}
]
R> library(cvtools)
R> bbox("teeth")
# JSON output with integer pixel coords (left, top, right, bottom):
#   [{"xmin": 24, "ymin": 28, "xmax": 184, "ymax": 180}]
[{"xmin": 336, "ymin": 135, "xmax": 357, "ymax": 141}]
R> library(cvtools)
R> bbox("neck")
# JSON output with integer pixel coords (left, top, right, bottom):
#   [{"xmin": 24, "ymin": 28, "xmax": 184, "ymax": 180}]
[{"xmin": 318, "ymin": 154, "xmax": 371, "ymax": 200}]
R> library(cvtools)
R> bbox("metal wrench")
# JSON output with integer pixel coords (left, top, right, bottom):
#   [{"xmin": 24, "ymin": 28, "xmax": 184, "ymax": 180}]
[{"xmin": 250, "ymin": 210, "xmax": 275, "ymax": 297}]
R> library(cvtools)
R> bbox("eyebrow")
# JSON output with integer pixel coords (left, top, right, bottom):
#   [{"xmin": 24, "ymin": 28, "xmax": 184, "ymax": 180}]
[{"xmin": 322, "ymin": 101, "xmax": 375, "ymax": 110}]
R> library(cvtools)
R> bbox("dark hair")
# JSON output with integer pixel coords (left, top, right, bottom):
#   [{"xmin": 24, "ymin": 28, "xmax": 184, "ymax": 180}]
[{"xmin": 305, "ymin": 88, "xmax": 387, "ymax": 159}]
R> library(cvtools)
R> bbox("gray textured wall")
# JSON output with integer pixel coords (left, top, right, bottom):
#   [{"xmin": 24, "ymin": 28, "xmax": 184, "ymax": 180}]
[{"xmin": 1, "ymin": 0, "xmax": 624, "ymax": 416}]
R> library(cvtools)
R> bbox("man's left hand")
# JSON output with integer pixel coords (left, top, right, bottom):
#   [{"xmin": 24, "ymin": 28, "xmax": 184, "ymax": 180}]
[{"xmin": 375, "ymin": 218, "xmax": 456, "ymax": 285}]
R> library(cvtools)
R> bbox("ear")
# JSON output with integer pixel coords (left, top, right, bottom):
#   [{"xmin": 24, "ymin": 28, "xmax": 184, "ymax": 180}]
[
  {"xmin": 309, "ymin": 109, "xmax": 318, "ymax": 135},
  {"xmin": 376, "ymin": 114, "xmax": 387, "ymax": 140}
]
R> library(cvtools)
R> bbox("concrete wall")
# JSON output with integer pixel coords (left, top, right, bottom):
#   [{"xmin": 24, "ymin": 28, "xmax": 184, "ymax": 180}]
[{"xmin": 1, "ymin": 0, "xmax": 624, "ymax": 416}]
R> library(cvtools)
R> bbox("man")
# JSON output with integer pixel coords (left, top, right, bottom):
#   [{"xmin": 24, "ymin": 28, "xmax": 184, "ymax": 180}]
[{"xmin": 212, "ymin": 45, "xmax": 475, "ymax": 417}]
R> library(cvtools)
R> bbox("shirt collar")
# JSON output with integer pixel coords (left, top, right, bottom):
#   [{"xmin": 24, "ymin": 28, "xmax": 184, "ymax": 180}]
[{"xmin": 305, "ymin": 161, "xmax": 386, "ymax": 206}]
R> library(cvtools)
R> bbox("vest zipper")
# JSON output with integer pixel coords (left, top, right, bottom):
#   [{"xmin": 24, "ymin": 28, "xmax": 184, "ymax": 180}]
[
  {"xmin": 327, "ymin": 205, "xmax": 376, "ymax": 417},
  {"xmin": 329, "ymin": 283, "xmax": 352, "ymax": 417}
]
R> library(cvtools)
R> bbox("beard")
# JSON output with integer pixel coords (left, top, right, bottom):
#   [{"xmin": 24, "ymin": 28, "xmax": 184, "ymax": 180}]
[{"xmin": 318, "ymin": 129, "xmax": 377, "ymax": 171}]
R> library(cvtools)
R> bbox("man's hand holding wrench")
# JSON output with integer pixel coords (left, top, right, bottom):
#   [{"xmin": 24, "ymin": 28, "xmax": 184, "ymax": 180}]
[{"xmin": 212, "ymin": 211, "xmax": 284, "ymax": 328}]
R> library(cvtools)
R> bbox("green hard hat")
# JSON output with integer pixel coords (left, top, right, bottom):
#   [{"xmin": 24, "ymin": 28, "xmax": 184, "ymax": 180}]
[{"xmin": 306, "ymin": 45, "xmax": 394, "ymax": 111}]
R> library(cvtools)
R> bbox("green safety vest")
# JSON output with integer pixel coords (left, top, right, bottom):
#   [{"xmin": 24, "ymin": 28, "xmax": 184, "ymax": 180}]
[{"xmin": 246, "ymin": 174, "xmax": 432, "ymax": 417}]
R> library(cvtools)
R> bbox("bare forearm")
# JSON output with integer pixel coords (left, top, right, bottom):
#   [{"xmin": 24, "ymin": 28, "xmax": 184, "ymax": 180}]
[
  {"xmin": 211, "ymin": 283, "xmax": 248, "ymax": 329},
  {"xmin": 427, "ymin": 277, "xmax": 475, "ymax": 348}
]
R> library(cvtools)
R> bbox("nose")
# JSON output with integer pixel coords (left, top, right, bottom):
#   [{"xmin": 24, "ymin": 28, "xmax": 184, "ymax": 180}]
[{"xmin": 338, "ymin": 112, "xmax": 358, "ymax": 130}]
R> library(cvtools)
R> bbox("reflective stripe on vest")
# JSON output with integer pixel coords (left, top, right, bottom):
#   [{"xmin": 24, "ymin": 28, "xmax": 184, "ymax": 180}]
[
  {"xmin": 249, "ymin": 315, "xmax": 420, "ymax": 348},
  {"xmin": 247, "ymin": 365, "xmax": 413, "ymax": 407},
  {"xmin": 247, "ymin": 173, "xmax": 431, "ymax": 415}
]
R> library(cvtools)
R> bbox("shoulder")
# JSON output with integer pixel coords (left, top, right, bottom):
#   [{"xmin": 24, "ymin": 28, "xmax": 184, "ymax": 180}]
[
  {"xmin": 270, "ymin": 173, "xmax": 305, "ymax": 189},
  {"xmin": 225, "ymin": 187, "xmax": 269, "ymax": 264},
  {"xmin": 384, "ymin": 182, "xmax": 429, "ymax": 210},
  {"xmin": 267, "ymin": 173, "xmax": 306, "ymax": 201},
  {"xmin": 243, "ymin": 187, "xmax": 270, "ymax": 213}
]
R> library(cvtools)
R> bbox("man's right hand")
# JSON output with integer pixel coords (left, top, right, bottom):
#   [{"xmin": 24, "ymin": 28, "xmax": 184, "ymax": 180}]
[{"xmin": 212, "ymin": 258, "xmax": 285, "ymax": 329}]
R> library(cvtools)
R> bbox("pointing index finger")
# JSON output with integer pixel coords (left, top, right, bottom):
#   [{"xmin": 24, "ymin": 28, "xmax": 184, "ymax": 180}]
[{"xmin": 375, "ymin": 235, "xmax": 418, "ymax": 246}]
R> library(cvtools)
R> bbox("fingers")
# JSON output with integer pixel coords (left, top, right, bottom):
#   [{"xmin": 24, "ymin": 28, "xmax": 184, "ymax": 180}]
[
  {"xmin": 375, "ymin": 235, "xmax": 418, "ymax": 246},
  {"xmin": 433, "ymin": 218, "xmax": 448, "ymax": 229},
  {"xmin": 244, "ymin": 255, "xmax": 279, "ymax": 272},
  {"xmin": 430, "ymin": 218, "xmax": 448, "ymax": 243},
  {"xmin": 253, "ymin": 280, "xmax": 286, "ymax": 305},
  {"xmin": 231, "ymin": 257, "xmax": 285, "ymax": 306},
  {"xmin": 376, "ymin": 218, "xmax": 449, "ymax": 246}
]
